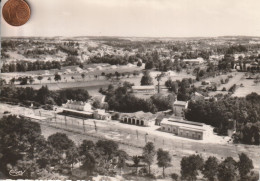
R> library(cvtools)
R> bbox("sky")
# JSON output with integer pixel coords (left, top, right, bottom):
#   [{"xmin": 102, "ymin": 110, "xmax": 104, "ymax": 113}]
[{"xmin": 1, "ymin": 0, "xmax": 260, "ymax": 37}]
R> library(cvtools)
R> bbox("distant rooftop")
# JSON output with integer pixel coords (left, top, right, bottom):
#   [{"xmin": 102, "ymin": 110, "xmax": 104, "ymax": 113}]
[
  {"xmin": 174, "ymin": 101, "xmax": 188, "ymax": 106},
  {"xmin": 132, "ymin": 85, "xmax": 155, "ymax": 90}
]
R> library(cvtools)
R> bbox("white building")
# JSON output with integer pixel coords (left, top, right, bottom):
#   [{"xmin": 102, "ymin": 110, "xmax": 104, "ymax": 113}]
[
  {"xmin": 161, "ymin": 117, "xmax": 205, "ymax": 140},
  {"xmin": 132, "ymin": 85, "xmax": 155, "ymax": 94},
  {"xmin": 93, "ymin": 109, "xmax": 111, "ymax": 120},
  {"xmin": 173, "ymin": 100, "xmax": 188, "ymax": 117},
  {"xmin": 62, "ymin": 100, "xmax": 92, "ymax": 112},
  {"xmin": 183, "ymin": 57, "xmax": 205, "ymax": 64}
]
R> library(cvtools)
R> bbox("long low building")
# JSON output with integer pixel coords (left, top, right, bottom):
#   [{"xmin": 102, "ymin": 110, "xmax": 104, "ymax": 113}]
[
  {"xmin": 132, "ymin": 85, "xmax": 155, "ymax": 94},
  {"xmin": 160, "ymin": 117, "xmax": 205, "ymax": 140}
]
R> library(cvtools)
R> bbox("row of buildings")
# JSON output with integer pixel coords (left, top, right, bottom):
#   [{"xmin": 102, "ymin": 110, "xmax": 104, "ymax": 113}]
[{"xmin": 59, "ymin": 98, "xmax": 207, "ymax": 140}]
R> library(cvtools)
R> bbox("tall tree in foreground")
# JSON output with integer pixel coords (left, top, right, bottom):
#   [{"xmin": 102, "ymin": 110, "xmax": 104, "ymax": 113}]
[
  {"xmin": 181, "ymin": 154, "xmax": 204, "ymax": 181},
  {"xmin": 237, "ymin": 153, "xmax": 254, "ymax": 180},
  {"xmin": 117, "ymin": 150, "xmax": 129, "ymax": 175},
  {"xmin": 142, "ymin": 142, "xmax": 156, "ymax": 175},
  {"xmin": 0, "ymin": 115, "xmax": 47, "ymax": 179},
  {"xmin": 202, "ymin": 156, "xmax": 218, "ymax": 181},
  {"xmin": 132, "ymin": 155, "xmax": 140, "ymax": 175},
  {"xmin": 157, "ymin": 148, "xmax": 171, "ymax": 178},
  {"xmin": 218, "ymin": 157, "xmax": 237, "ymax": 181}
]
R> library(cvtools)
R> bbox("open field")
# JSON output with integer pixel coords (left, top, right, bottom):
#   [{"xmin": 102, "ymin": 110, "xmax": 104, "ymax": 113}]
[
  {"xmin": 1, "ymin": 102, "xmax": 259, "ymax": 178},
  {"xmin": 232, "ymin": 75, "xmax": 260, "ymax": 97},
  {"xmin": 194, "ymin": 72, "xmax": 260, "ymax": 97}
]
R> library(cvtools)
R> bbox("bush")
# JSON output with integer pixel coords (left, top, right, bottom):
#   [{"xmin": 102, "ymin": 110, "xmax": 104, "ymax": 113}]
[
  {"xmin": 112, "ymin": 113, "xmax": 120, "ymax": 120},
  {"xmin": 228, "ymin": 84, "xmax": 237, "ymax": 93},
  {"xmin": 222, "ymin": 87, "xmax": 227, "ymax": 91},
  {"xmin": 171, "ymin": 173, "xmax": 179, "ymax": 181}
]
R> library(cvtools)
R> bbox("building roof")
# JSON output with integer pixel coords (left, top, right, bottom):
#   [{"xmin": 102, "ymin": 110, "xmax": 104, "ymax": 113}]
[
  {"xmin": 132, "ymin": 86, "xmax": 155, "ymax": 90},
  {"xmin": 161, "ymin": 118, "xmax": 205, "ymax": 131},
  {"xmin": 63, "ymin": 108, "xmax": 93, "ymax": 114},
  {"xmin": 174, "ymin": 101, "xmax": 188, "ymax": 106},
  {"xmin": 66, "ymin": 100, "xmax": 89, "ymax": 106},
  {"xmin": 121, "ymin": 111, "xmax": 155, "ymax": 120},
  {"xmin": 95, "ymin": 109, "xmax": 110, "ymax": 116}
]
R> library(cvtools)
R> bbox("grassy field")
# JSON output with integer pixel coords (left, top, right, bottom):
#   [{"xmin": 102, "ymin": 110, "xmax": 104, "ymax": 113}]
[
  {"xmin": 194, "ymin": 72, "xmax": 260, "ymax": 97},
  {"xmin": 232, "ymin": 74, "xmax": 260, "ymax": 97}
]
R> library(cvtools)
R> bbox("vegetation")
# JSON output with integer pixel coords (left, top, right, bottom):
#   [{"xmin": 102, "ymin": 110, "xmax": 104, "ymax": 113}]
[
  {"xmin": 142, "ymin": 142, "xmax": 156, "ymax": 175},
  {"xmin": 0, "ymin": 86, "xmax": 91, "ymax": 107},
  {"xmin": 156, "ymin": 148, "xmax": 171, "ymax": 178},
  {"xmin": 0, "ymin": 115, "xmax": 129, "ymax": 179},
  {"xmin": 89, "ymin": 54, "xmax": 138, "ymax": 65},
  {"xmin": 1, "ymin": 61, "xmax": 61, "ymax": 73},
  {"xmin": 186, "ymin": 93, "xmax": 260, "ymax": 143},
  {"xmin": 180, "ymin": 154, "xmax": 204, "ymax": 181},
  {"xmin": 140, "ymin": 71, "xmax": 153, "ymax": 86},
  {"xmin": 0, "ymin": 115, "xmax": 256, "ymax": 180},
  {"xmin": 165, "ymin": 78, "xmax": 195, "ymax": 101},
  {"xmin": 101, "ymin": 82, "xmax": 174, "ymax": 113}
]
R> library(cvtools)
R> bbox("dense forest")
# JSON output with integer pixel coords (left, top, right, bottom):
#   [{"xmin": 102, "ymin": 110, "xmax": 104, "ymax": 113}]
[
  {"xmin": 0, "ymin": 86, "xmax": 91, "ymax": 108},
  {"xmin": 185, "ymin": 92, "xmax": 260, "ymax": 145},
  {"xmin": 100, "ymin": 82, "xmax": 175, "ymax": 113}
]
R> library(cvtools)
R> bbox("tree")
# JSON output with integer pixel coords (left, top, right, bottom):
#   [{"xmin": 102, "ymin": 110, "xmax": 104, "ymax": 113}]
[
  {"xmin": 181, "ymin": 154, "xmax": 204, "ymax": 181},
  {"xmin": 9, "ymin": 77, "xmax": 16, "ymax": 84},
  {"xmin": 157, "ymin": 148, "xmax": 171, "ymax": 178},
  {"xmin": 95, "ymin": 140, "xmax": 119, "ymax": 161},
  {"xmin": 81, "ymin": 73, "xmax": 85, "ymax": 80},
  {"xmin": 145, "ymin": 61, "xmax": 154, "ymax": 69},
  {"xmin": 115, "ymin": 71, "xmax": 121, "ymax": 80},
  {"xmin": 165, "ymin": 79, "xmax": 178, "ymax": 93},
  {"xmin": 132, "ymin": 155, "xmax": 140, "ymax": 175},
  {"xmin": 151, "ymin": 93, "xmax": 175, "ymax": 112},
  {"xmin": 47, "ymin": 133, "xmax": 74, "ymax": 152},
  {"xmin": 237, "ymin": 153, "xmax": 254, "ymax": 180},
  {"xmin": 29, "ymin": 76, "xmax": 34, "ymax": 84},
  {"xmin": 81, "ymin": 152, "xmax": 96, "ymax": 176},
  {"xmin": 218, "ymin": 157, "xmax": 237, "ymax": 181},
  {"xmin": 37, "ymin": 76, "xmax": 43, "ymax": 84},
  {"xmin": 155, "ymin": 72, "xmax": 165, "ymax": 93},
  {"xmin": 54, "ymin": 73, "xmax": 61, "ymax": 82},
  {"xmin": 171, "ymin": 173, "xmax": 179, "ymax": 181},
  {"xmin": 0, "ymin": 115, "xmax": 46, "ymax": 178},
  {"xmin": 36, "ymin": 86, "xmax": 51, "ymax": 104},
  {"xmin": 47, "ymin": 77, "xmax": 51, "ymax": 83},
  {"xmin": 19, "ymin": 77, "xmax": 28, "ymax": 85},
  {"xmin": 141, "ymin": 71, "xmax": 153, "ymax": 86},
  {"xmin": 202, "ymin": 156, "xmax": 218, "ymax": 181},
  {"xmin": 143, "ymin": 142, "xmax": 156, "ymax": 175},
  {"xmin": 117, "ymin": 150, "xmax": 129, "ymax": 175},
  {"xmin": 137, "ymin": 61, "xmax": 142, "ymax": 67},
  {"xmin": 66, "ymin": 146, "xmax": 79, "ymax": 170}
]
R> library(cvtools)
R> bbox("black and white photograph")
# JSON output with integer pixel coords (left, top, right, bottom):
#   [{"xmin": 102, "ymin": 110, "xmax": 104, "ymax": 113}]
[{"xmin": 0, "ymin": 0, "xmax": 260, "ymax": 180}]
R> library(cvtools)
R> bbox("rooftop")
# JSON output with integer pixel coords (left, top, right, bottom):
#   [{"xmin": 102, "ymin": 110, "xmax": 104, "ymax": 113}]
[
  {"xmin": 161, "ymin": 118, "xmax": 205, "ymax": 131},
  {"xmin": 132, "ymin": 86, "xmax": 155, "ymax": 90},
  {"xmin": 121, "ymin": 111, "xmax": 155, "ymax": 120},
  {"xmin": 174, "ymin": 101, "xmax": 188, "ymax": 106}
]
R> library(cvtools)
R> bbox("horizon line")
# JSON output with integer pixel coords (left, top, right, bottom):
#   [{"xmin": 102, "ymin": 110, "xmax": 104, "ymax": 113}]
[{"xmin": 2, "ymin": 35, "xmax": 260, "ymax": 39}]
